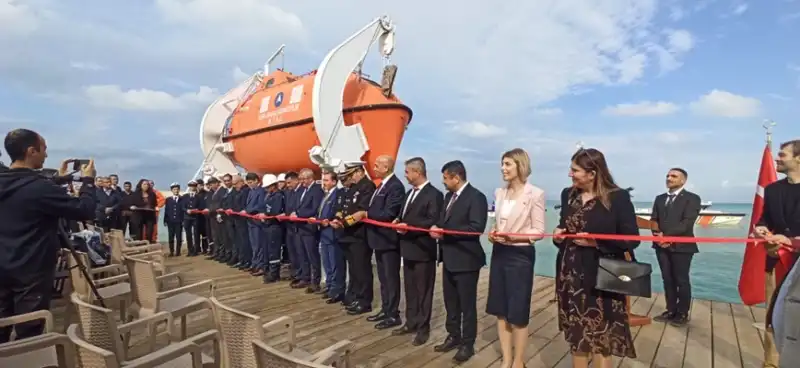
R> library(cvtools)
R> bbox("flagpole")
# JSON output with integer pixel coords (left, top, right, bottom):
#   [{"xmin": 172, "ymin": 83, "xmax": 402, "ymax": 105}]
[{"xmin": 763, "ymin": 119, "xmax": 776, "ymax": 150}]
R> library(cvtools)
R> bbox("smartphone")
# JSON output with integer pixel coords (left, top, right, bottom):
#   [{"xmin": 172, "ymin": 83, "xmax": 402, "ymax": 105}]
[{"xmin": 72, "ymin": 159, "xmax": 91, "ymax": 171}]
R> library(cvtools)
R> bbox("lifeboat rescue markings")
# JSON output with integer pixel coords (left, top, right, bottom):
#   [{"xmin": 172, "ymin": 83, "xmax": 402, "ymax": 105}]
[
  {"xmin": 290, "ymin": 85, "xmax": 303, "ymax": 104},
  {"xmin": 258, "ymin": 96, "xmax": 271, "ymax": 114},
  {"xmin": 274, "ymin": 92, "xmax": 284, "ymax": 107}
]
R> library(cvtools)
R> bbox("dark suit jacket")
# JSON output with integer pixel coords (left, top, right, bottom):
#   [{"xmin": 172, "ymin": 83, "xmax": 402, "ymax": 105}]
[
  {"xmin": 367, "ymin": 175, "xmax": 405, "ymax": 251},
  {"xmin": 163, "ymin": 195, "xmax": 185, "ymax": 224},
  {"xmin": 95, "ymin": 188, "xmax": 120, "ymax": 221},
  {"xmin": 318, "ymin": 188, "xmax": 340, "ymax": 244},
  {"xmin": 295, "ymin": 183, "xmax": 324, "ymax": 235},
  {"xmin": 651, "ymin": 190, "xmax": 702, "ymax": 253},
  {"xmin": 398, "ymin": 182, "xmax": 443, "ymax": 261},
  {"xmin": 208, "ymin": 188, "xmax": 225, "ymax": 215},
  {"xmin": 181, "ymin": 192, "xmax": 201, "ymax": 222},
  {"xmin": 437, "ymin": 183, "xmax": 488, "ymax": 272}
]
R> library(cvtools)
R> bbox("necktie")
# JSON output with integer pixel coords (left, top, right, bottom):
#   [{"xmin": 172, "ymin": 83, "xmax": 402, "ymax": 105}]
[
  {"xmin": 318, "ymin": 191, "xmax": 331, "ymax": 217},
  {"xmin": 402, "ymin": 188, "xmax": 419, "ymax": 219},
  {"xmin": 445, "ymin": 193, "xmax": 458, "ymax": 218},
  {"xmin": 300, "ymin": 186, "xmax": 308, "ymax": 203},
  {"xmin": 666, "ymin": 194, "xmax": 676, "ymax": 207},
  {"xmin": 370, "ymin": 183, "xmax": 383, "ymax": 205}
]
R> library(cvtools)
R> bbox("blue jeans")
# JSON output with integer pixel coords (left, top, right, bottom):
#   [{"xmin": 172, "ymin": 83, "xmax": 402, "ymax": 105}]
[{"xmin": 321, "ymin": 240, "xmax": 346, "ymax": 297}]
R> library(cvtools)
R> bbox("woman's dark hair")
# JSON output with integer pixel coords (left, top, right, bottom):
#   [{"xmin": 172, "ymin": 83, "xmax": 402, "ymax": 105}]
[
  {"xmin": 134, "ymin": 179, "xmax": 155, "ymax": 194},
  {"xmin": 570, "ymin": 148, "xmax": 619, "ymax": 209}
]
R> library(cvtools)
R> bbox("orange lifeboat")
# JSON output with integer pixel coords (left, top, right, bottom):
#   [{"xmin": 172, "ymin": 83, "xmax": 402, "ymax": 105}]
[
  {"xmin": 197, "ymin": 16, "xmax": 409, "ymax": 180},
  {"xmin": 223, "ymin": 70, "xmax": 411, "ymax": 177}
]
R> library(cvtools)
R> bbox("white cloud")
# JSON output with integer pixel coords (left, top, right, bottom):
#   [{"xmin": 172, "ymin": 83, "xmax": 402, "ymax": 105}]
[
  {"xmin": 532, "ymin": 108, "xmax": 563, "ymax": 116},
  {"xmin": 688, "ymin": 89, "xmax": 762, "ymax": 118},
  {"xmin": 445, "ymin": 120, "xmax": 507, "ymax": 138},
  {"xmin": 651, "ymin": 29, "xmax": 695, "ymax": 73},
  {"xmin": 0, "ymin": 0, "xmax": 40, "ymax": 37},
  {"xmin": 602, "ymin": 101, "xmax": 680, "ymax": 116},
  {"xmin": 669, "ymin": 6, "xmax": 685, "ymax": 21},
  {"xmin": 732, "ymin": 4, "xmax": 748, "ymax": 16},
  {"xmin": 666, "ymin": 29, "xmax": 694, "ymax": 53},
  {"xmin": 84, "ymin": 85, "xmax": 219, "ymax": 111},
  {"xmin": 70, "ymin": 61, "xmax": 106, "ymax": 71},
  {"xmin": 231, "ymin": 66, "xmax": 249, "ymax": 83}
]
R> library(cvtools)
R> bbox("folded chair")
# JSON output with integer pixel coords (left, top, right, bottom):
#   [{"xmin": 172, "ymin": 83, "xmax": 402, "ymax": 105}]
[
  {"xmin": 210, "ymin": 295, "xmax": 353, "ymax": 368},
  {"xmin": 0, "ymin": 310, "xmax": 75, "ymax": 368},
  {"xmin": 69, "ymin": 293, "xmax": 220, "ymax": 367}
]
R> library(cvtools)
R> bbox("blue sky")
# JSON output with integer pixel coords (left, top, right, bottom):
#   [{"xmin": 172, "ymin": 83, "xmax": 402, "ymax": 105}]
[{"xmin": 0, "ymin": 0, "xmax": 798, "ymax": 202}]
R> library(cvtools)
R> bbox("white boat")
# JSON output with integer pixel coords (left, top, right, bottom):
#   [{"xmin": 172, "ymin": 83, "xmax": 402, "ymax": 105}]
[{"xmin": 634, "ymin": 201, "xmax": 746, "ymax": 226}]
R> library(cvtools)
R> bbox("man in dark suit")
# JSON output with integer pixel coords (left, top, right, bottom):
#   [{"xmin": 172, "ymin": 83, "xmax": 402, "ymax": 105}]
[
  {"xmin": 107, "ymin": 174, "xmax": 123, "ymax": 229},
  {"xmin": 206, "ymin": 177, "xmax": 224, "ymax": 259},
  {"xmin": 651, "ymin": 168, "xmax": 701, "ymax": 327},
  {"xmin": 365, "ymin": 155, "xmax": 405, "ymax": 329},
  {"xmin": 232, "ymin": 175, "xmax": 252, "ymax": 269},
  {"xmin": 95, "ymin": 177, "xmax": 120, "ymax": 231},
  {"xmin": 313, "ymin": 171, "xmax": 345, "ymax": 303},
  {"xmin": 195, "ymin": 178, "xmax": 210, "ymax": 254},
  {"xmin": 182, "ymin": 180, "xmax": 201, "ymax": 256},
  {"xmin": 430, "ymin": 160, "xmax": 487, "ymax": 363},
  {"xmin": 283, "ymin": 172, "xmax": 303, "ymax": 284},
  {"xmin": 392, "ymin": 157, "xmax": 443, "ymax": 345},
  {"xmin": 164, "ymin": 183, "xmax": 185, "ymax": 256},
  {"xmin": 293, "ymin": 168, "xmax": 325, "ymax": 292},
  {"xmin": 119, "ymin": 181, "xmax": 135, "ymax": 237}
]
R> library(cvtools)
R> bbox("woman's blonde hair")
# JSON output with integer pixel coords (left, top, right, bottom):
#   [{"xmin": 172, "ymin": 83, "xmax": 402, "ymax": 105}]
[{"xmin": 501, "ymin": 148, "xmax": 531, "ymax": 180}]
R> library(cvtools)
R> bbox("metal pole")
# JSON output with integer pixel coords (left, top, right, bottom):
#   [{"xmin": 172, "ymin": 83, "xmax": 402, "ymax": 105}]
[{"xmin": 763, "ymin": 119, "xmax": 776, "ymax": 150}]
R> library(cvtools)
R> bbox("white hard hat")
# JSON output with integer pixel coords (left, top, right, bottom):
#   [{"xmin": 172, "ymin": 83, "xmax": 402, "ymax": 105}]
[
  {"xmin": 262, "ymin": 174, "xmax": 278, "ymax": 188},
  {"xmin": 277, "ymin": 173, "xmax": 286, "ymax": 182}
]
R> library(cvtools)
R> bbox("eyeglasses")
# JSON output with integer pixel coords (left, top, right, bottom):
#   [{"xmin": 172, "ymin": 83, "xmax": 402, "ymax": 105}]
[{"xmin": 576, "ymin": 147, "xmax": 600, "ymax": 172}]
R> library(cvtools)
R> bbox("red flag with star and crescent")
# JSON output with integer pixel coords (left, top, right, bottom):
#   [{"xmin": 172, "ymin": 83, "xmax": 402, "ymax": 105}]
[{"xmin": 738, "ymin": 144, "xmax": 785, "ymax": 305}]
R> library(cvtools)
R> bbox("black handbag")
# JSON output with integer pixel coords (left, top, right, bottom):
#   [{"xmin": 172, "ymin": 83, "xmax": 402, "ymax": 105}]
[{"xmin": 595, "ymin": 257, "xmax": 652, "ymax": 298}]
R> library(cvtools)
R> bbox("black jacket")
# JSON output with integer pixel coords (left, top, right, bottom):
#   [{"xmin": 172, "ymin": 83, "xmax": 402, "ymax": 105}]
[{"xmin": 0, "ymin": 168, "xmax": 96, "ymax": 279}]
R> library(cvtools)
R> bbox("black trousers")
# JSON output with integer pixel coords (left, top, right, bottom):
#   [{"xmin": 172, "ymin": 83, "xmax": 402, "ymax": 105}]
[
  {"xmin": 403, "ymin": 259, "xmax": 436, "ymax": 331},
  {"xmin": 166, "ymin": 222, "xmax": 183, "ymax": 255},
  {"xmin": 224, "ymin": 218, "xmax": 237, "ymax": 262},
  {"xmin": 120, "ymin": 214, "xmax": 133, "ymax": 238},
  {"xmin": 236, "ymin": 219, "xmax": 251, "ymax": 265},
  {"xmin": 342, "ymin": 241, "xmax": 374, "ymax": 307},
  {"xmin": 375, "ymin": 249, "xmax": 401, "ymax": 317},
  {"xmin": 205, "ymin": 215, "xmax": 215, "ymax": 253},
  {"xmin": 195, "ymin": 216, "xmax": 208, "ymax": 253},
  {"xmin": 443, "ymin": 268, "xmax": 480, "ymax": 346},
  {"xmin": 0, "ymin": 272, "xmax": 54, "ymax": 343},
  {"xmin": 183, "ymin": 220, "xmax": 197, "ymax": 255},
  {"xmin": 655, "ymin": 249, "xmax": 694, "ymax": 316},
  {"xmin": 130, "ymin": 213, "xmax": 156, "ymax": 242}
]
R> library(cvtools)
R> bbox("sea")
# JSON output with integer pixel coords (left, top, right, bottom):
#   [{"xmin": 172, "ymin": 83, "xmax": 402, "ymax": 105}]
[{"xmin": 156, "ymin": 201, "xmax": 754, "ymax": 304}]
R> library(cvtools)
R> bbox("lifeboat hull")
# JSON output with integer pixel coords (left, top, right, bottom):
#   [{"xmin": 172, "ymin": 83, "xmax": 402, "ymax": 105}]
[{"xmin": 224, "ymin": 70, "xmax": 411, "ymax": 178}]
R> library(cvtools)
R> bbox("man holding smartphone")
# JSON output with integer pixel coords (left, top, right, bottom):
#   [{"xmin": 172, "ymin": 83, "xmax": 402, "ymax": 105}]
[{"xmin": 0, "ymin": 129, "xmax": 97, "ymax": 343}]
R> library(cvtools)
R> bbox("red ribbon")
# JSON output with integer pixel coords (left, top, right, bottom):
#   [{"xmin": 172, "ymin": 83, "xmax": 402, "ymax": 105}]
[{"xmin": 186, "ymin": 209, "xmax": 778, "ymax": 245}]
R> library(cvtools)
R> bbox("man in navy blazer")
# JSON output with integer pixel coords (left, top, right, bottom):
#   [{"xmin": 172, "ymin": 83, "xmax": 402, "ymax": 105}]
[
  {"xmin": 366, "ymin": 155, "xmax": 406, "ymax": 329},
  {"xmin": 292, "ymin": 168, "xmax": 325, "ymax": 292},
  {"xmin": 312, "ymin": 171, "xmax": 345, "ymax": 303}
]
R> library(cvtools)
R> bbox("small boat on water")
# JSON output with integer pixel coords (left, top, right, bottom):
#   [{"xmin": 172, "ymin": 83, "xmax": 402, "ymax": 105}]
[{"xmin": 634, "ymin": 201, "xmax": 746, "ymax": 226}]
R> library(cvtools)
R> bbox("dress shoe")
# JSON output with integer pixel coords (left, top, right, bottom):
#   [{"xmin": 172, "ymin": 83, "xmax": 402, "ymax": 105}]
[
  {"xmin": 375, "ymin": 317, "xmax": 402, "ymax": 330},
  {"xmin": 653, "ymin": 311, "xmax": 675, "ymax": 323},
  {"xmin": 251, "ymin": 270, "xmax": 264, "ymax": 277},
  {"xmin": 669, "ymin": 314, "xmax": 689, "ymax": 327},
  {"xmin": 452, "ymin": 345, "xmax": 474, "ymax": 363},
  {"xmin": 412, "ymin": 330, "xmax": 430, "ymax": 346},
  {"xmin": 306, "ymin": 284, "xmax": 321, "ymax": 294},
  {"xmin": 317, "ymin": 286, "xmax": 329, "ymax": 295},
  {"xmin": 343, "ymin": 300, "xmax": 358, "ymax": 309},
  {"xmin": 263, "ymin": 275, "xmax": 279, "ymax": 284},
  {"xmin": 391, "ymin": 325, "xmax": 416, "ymax": 336},
  {"xmin": 366, "ymin": 312, "xmax": 388, "ymax": 322},
  {"xmin": 237, "ymin": 263, "xmax": 250, "ymax": 270},
  {"xmin": 325, "ymin": 294, "xmax": 344, "ymax": 304},
  {"xmin": 434, "ymin": 335, "xmax": 461, "ymax": 353},
  {"xmin": 347, "ymin": 305, "xmax": 372, "ymax": 315},
  {"xmin": 292, "ymin": 281, "xmax": 309, "ymax": 289}
]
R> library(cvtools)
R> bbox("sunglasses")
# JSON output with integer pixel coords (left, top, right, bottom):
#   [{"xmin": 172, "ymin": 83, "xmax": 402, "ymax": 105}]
[{"xmin": 575, "ymin": 146, "xmax": 600, "ymax": 172}]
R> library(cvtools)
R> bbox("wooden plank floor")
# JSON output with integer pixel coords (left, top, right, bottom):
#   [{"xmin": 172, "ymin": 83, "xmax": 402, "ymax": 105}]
[{"xmin": 52, "ymin": 255, "xmax": 769, "ymax": 368}]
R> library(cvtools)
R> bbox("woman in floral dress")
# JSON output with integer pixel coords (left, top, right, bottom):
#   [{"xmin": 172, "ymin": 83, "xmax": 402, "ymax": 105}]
[{"xmin": 552, "ymin": 148, "xmax": 640, "ymax": 368}]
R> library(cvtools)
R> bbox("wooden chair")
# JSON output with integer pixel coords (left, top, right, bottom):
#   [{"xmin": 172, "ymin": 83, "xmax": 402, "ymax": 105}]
[
  {"xmin": 210, "ymin": 295, "xmax": 353, "ymax": 368},
  {"xmin": 0, "ymin": 310, "xmax": 75, "ymax": 368},
  {"xmin": 124, "ymin": 257, "xmax": 214, "ymax": 342},
  {"xmin": 69, "ymin": 293, "xmax": 219, "ymax": 367}
]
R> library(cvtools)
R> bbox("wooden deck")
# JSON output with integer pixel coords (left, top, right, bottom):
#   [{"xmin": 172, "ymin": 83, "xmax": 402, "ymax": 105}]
[{"xmin": 52, "ymin": 256, "xmax": 769, "ymax": 368}]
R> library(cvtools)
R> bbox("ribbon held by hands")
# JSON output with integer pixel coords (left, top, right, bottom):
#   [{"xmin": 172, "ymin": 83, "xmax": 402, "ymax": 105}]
[{"xmin": 186, "ymin": 209, "xmax": 778, "ymax": 245}]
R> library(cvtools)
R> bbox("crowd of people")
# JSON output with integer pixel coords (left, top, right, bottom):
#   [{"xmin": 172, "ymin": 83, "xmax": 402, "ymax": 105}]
[{"xmin": 1, "ymin": 126, "xmax": 799, "ymax": 368}]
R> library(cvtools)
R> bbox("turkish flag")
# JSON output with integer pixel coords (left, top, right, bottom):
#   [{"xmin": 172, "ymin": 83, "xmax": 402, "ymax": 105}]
[{"xmin": 737, "ymin": 144, "xmax": 778, "ymax": 305}]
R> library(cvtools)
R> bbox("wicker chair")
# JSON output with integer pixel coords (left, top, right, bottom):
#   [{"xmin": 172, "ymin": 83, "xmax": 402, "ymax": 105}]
[
  {"xmin": 210, "ymin": 296, "xmax": 353, "ymax": 368},
  {"xmin": 69, "ymin": 293, "xmax": 220, "ymax": 367},
  {"xmin": 66, "ymin": 251, "xmax": 132, "ymax": 322},
  {"xmin": 124, "ymin": 257, "xmax": 213, "ymax": 342},
  {"xmin": 0, "ymin": 310, "xmax": 75, "ymax": 368},
  {"xmin": 253, "ymin": 340, "xmax": 347, "ymax": 368},
  {"xmin": 67, "ymin": 325, "xmax": 204, "ymax": 368}
]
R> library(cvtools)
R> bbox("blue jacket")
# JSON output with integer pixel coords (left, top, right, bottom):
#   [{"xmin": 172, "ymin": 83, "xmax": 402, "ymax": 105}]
[
  {"xmin": 317, "ymin": 188, "xmax": 339, "ymax": 244},
  {"xmin": 264, "ymin": 190, "xmax": 285, "ymax": 226},
  {"xmin": 245, "ymin": 186, "xmax": 265, "ymax": 215},
  {"xmin": 163, "ymin": 194, "xmax": 185, "ymax": 224},
  {"xmin": 295, "ymin": 183, "xmax": 324, "ymax": 235}
]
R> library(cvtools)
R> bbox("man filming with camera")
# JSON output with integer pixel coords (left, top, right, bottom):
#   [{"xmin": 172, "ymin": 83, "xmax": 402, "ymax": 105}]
[{"xmin": 0, "ymin": 128, "xmax": 97, "ymax": 343}]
